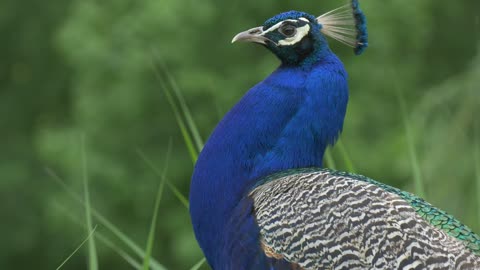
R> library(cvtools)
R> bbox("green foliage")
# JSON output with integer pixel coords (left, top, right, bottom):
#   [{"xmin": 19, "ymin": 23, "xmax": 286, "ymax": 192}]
[{"xmin": 1, "ymin": 0, "xmax": 479, "ymax": 269}]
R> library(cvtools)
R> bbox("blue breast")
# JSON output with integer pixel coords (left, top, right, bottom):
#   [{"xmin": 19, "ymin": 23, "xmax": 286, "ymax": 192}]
[{"xmin": 190, "ymin": 52, "xmax": 348, "ymax": 269}]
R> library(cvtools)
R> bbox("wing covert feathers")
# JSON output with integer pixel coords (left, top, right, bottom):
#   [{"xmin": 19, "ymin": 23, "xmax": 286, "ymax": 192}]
[{"xmin": 250, "ymin": 169, "xmax": 480, "ymax": 269}]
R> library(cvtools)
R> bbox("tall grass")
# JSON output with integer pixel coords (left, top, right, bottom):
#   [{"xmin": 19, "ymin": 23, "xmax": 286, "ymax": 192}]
[
  {"xmin": 150, "ymin": 51, "xmax": 201, "ymax": 163},
  {"xmin": 152, "ymin": 56, "xmax": 207, "ymax": 269},
  {"xmin": 336, "ymin": 139, "xmax": 356, "ymax": 173},
  {"xmin": 142, "ymin": 139, "xmax": 172, "ymax": 270},
  {"xmin": 49, "ymin": 56, "xmax": 210, "ymax": 270},
  {"xmin": 325, "ymin": 139, "xmax": 357, "ymax": 173},
  {"xmin": 324, "ymin": 148, "xmax": 337, "ymax": 169},
  {"xmin": 81, "ymin": 135, "xmax": 98, "ymax": 270},
  {"xmin": 46, "ymin": 168, "xmax": 167, "ymax": 270}
]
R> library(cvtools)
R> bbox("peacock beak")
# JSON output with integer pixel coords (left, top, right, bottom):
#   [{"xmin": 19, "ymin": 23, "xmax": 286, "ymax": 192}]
[{"xmin": 231, "ymin": 26, "xmax": 268, "ymax": 45}]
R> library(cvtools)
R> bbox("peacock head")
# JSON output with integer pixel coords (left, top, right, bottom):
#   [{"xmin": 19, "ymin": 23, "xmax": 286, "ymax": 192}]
[{"xmin": 232, "ymin": 2, "xmax": 368, "ymax": 65}]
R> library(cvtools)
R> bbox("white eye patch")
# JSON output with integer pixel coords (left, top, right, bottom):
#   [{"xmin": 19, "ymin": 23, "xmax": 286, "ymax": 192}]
[
  {"xmin": 263, "ymin": 19, "xmax": 299, "ymax": 34},
  {"xmin": 262, "ymin": 18, "xmax": 311, "ymax": 47},
  {"xmin": 277, "ymin": 24, "xmax": 310, "ymax": 46}
]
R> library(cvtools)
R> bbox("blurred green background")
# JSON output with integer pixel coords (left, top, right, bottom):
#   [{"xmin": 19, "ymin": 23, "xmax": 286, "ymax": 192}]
[{"xmin": 1, "ymin": 0, "xmax": 479, "ymax": 269}]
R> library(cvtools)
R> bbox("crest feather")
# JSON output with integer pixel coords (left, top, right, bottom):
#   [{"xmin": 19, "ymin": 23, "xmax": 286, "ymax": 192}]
[{"xmin": 317, "ymin": 0, "xmax": 368, "ymax": 55}]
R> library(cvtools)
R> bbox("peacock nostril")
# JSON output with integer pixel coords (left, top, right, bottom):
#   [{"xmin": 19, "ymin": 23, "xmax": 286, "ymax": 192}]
[{"xmin": 249, "ymin": 28, "xmax": 261, "ymax": 34}]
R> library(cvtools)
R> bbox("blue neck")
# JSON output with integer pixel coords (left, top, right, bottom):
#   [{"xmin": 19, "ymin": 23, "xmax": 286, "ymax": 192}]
[{"xmin": 190, "ymin": 51, "xmax": 348, "ymax": 267}]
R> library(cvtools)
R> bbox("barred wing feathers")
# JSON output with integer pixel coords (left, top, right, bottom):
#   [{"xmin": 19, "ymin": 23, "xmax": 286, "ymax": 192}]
[{"xmin": 250, "ymin": 169, "xmax": 480, "ymax": 270}]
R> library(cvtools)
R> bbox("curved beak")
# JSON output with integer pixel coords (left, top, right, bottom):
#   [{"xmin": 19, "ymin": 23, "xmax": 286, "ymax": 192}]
[{"xmin": 231, "ymin": 26, "xmax": 268, "ymax": 45}]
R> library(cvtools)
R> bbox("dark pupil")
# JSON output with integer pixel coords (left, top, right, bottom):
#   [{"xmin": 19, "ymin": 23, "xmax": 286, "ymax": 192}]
[{"xmin": 281, "ymin": 25, "xmax": 296, "ymax": 37}]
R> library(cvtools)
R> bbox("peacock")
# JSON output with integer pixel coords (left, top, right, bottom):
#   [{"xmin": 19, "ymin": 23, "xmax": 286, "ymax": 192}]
[{"xmin": 189, "ymin": 1, "xmax": 480, "ymax": 269}]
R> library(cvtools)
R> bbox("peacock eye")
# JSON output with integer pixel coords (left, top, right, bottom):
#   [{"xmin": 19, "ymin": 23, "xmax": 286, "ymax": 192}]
[{"xmin": 279, "ymin": 24, "xmax": 297, "ymax": 37}]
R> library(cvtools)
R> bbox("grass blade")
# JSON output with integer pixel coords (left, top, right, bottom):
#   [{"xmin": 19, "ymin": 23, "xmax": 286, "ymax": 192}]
[
  {"xmin": 137, "ymin": 149, "xmax": 189, "ymax": 209},
  {"xmin": 142, "ymin": 140, "xmax": 172, "ymax": 270},
  {"xmin": 165, "ymin": 181, "xmax": 189, "ymax": 209},
  {"xmin": 166, "ymin": 87, "xmax": 198, "ymax": 162},
  {"xmin": 81, "ymin": 135, "xmax": 98, "ymax": 270},
  {"xmin": 324, "ymin": 147, "xmax": 337, "ymax": 170},
  {"xmin": 91, "ymin": 231, "xmax": 142, "ymax": 269},
  {"xmin": 162, "ymin": 64, "xmax": 204, "ymax": 152},
  {"xmin": 149, "ymin": 57, "xmax": 199, "ymax": 163},
  {"xmin": 396, "ymin": 88, "xmax": 426, "ymax": 198},
  {"xmin": 337, "ymin": 138, "xmax": 356, "ymax": 173},
  {"xmin": 189, "ymin": 258, "xmax": 206, "ymax": 270},
  {"xmin": 56, "ymin": 225, "xmax": 97, "ymax": 270},
  {"xmin": 162, "ymin": 78, "xmax": 198, "ymax": 163},
  {"xmin": 45, "ymin": 168, "xmax": 167, "ymax": 270}
]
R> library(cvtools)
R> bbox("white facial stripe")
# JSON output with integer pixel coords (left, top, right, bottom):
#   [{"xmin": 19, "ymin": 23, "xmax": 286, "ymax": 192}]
[
  {"xmin": 263, "ymin": 19, "xmax": 299, "ymax": 34},
  {"xmin": 278, "ymin": 24, "xmax": 311, "ymax": 46},
  {"xmin": 299, "ymin": 17, "xmax": 309, "ymax": 22}
]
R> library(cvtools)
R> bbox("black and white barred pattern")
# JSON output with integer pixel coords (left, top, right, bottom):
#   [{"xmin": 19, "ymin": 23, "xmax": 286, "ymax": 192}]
[{"xmin": 250, "ymin": 171, "xmax": 480, "ymax": 269}]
